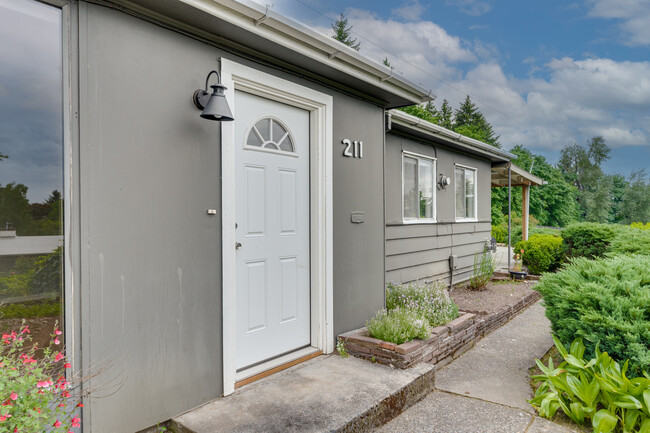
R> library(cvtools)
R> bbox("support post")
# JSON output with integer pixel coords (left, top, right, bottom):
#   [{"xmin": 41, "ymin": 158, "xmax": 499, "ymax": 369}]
[
  {"xmin": 508, "ymin": 164, "xmax": 512, "ymax": 271},
  {"xmin": 522, "ymin": 184, "xmax": 530, "ymax": 241}
]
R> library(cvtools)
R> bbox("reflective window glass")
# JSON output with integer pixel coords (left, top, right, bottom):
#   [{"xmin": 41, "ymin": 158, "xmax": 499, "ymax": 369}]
[{"xmin": 0, "ymin": 0, "xmax": 64, "ymax": 353}]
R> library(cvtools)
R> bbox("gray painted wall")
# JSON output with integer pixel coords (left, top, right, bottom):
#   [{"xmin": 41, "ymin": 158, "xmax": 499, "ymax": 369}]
[
  {"xmin": 77, "ymin": 3, "xmax": 385, "ymax": 431},
  {"xmin": 79, "ymin": 4, "xmax": 224, "ymax": 431},
  {"xmin": 385, "ymin": 133, "xmax": 492, "ymax": 285},
  {"xmin": 332, "ymin": 99, "xmax": 385, "ymax": 338}
]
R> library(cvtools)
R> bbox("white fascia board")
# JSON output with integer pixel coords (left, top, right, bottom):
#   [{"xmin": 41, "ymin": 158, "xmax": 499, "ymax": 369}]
[
  {"xmin": 388, "ymin": 109, "xmax": 515, "ymax": 161},
  {"xmin": 177, "ymin": 0, "xmax": 434, "ymax": 104}
]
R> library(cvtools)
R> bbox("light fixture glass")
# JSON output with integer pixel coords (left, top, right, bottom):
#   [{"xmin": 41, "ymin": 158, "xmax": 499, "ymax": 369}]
[{"xmin": 192, "ymin": 70, "xmax": 234, "ymax": 121}]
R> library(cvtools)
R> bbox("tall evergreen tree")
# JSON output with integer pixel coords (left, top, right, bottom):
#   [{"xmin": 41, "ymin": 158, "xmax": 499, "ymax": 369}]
[
  {"xmin": 620, "ymin": 170, "xmax": 650, "ymax": 223},
  {"xmin": 438, "ymin": 99, "xmax": 453, "ymax": 130},
  {"xmin": 453, "ymin": 96, "xmax": 500, "ymax": 147},
  {"xmin": 331, "ymin": 13, "xmax": 360, "ymax": 50}
]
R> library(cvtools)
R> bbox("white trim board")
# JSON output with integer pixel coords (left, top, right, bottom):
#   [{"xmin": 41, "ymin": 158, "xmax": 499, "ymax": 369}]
[{"xmin": 220, "ymin": 58, "xmax": 333, "ymax": 396}]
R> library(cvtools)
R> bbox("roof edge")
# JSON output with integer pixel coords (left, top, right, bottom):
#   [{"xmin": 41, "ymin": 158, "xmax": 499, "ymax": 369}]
[
  {"xmin": 175, "ymin": 0, "xmax": 435, "ymax": 105},
  {"xmin": 388, "ymin": 109, "xmax": 515, "ymax": 161}
]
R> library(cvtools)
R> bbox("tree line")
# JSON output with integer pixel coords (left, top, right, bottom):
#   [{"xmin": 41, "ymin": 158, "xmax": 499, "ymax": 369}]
[{"xmin": 398, "ymin": 96, "xmax": 650, "ymax": 226}]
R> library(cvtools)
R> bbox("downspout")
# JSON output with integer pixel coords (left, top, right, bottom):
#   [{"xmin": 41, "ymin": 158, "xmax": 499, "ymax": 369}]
[{"xmin": 508, "ymin": 164, "xmax": 512, "ymax": 272}]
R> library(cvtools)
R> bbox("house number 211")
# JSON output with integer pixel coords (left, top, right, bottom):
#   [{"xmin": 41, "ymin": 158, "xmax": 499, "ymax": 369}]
[{"xmin": 342, "ymin": 139, "xmax": 363, "ymax": 158}]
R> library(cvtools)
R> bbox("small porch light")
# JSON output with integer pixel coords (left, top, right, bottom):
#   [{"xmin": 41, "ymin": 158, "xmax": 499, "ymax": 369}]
[
  {"xmin": 192, "ymin": 70, "xmax": 234, "ymax": 121},
  {"xmin": 438, "ymin": 173, "xmax": 451, "ymax": 190}
]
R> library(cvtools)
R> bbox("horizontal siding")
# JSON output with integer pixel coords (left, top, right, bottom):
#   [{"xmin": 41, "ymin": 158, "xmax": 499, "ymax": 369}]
[{"xmin": 385, "ymin": 221, "xmax": 491, "ymax": 284}]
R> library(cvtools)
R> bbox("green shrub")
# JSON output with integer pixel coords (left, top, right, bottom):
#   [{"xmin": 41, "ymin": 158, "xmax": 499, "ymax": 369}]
[
  {"xmin": 535, "ymin": 255, "xmax": 650, "ymax": 377},
  {"xmin": 630, "ymin": 222, "xmax": 650, "ymax": 230},
  {"xmin": 386, "ymin": 281, "xmax": 458, "ymax": 327},
  {"xmin": 606, "ymin": 227, "xmax": 650, "ymax": 257},
  {"xmin": 514, "ymin": 234, "xmax": 564, "ymax": 275},
  {"xmin": 530, "ymin": 226, "xmax": 562, "ymax": 237},
  {"xmin": 468, "ymin": 246, "xmax": 498, "ymax": 290},
  {"xmin": 561, "ymin": 222, "xmax": 618, "ymax": 259},
  {"xmin": 0, "ymin": 299, "xmax": 61, "ymax": 319},
  {"xmin": 530, "ymin": 336, "xmax": 650, "ymax": 432},
  {"xmin": 366, "ymin": 308, "xmax": 431, "ymax": 345},
  {"xmin": 491, "ymin": 224, "xmax": 508, "ymax": 243}
]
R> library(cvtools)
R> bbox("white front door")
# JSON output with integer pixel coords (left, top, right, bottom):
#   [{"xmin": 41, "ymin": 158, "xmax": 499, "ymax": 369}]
[{"xmin": 234, "ymin": 90, "xmax": 311, "ymax": 370}]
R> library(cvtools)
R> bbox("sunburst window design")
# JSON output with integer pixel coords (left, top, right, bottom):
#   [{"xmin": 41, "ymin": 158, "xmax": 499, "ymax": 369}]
[{"xmin": 246, "ymin": 117, "xmax": 295, "ymax": 153}]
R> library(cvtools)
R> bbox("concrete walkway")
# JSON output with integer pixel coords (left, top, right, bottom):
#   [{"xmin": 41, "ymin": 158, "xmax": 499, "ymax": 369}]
[
  {"xmin": 173, "ymin": 301, "xmax": 579, "ymax": 433},
  {"xmin": 377, "ymin": 302, "xmax": 580, "ymax": 433}
]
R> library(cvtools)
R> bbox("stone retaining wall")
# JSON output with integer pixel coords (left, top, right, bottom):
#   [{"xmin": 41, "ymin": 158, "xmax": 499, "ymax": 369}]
[{"xmin": 339, "ymin": 290, "xmax": 541, "ymax": 369}]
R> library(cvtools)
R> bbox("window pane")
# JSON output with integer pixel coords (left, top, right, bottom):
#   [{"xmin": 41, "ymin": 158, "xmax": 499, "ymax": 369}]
[
  {"xmin": 455, "ymin": 168, "xmax": 465, "ymax": 218},
  {"xmin": 0, "ymin": 0, "xmax": 64, "ymax": 355},
  {"xmin": 419, "ymin": 160, "xmax": 433, "ymax": 219},
  {"xmin": 403, "ymin": 157, "xmax": 418, "ymax": 218},
  {"xmin": 466, "ymin": 170, "xmax": 475, "ymax": 218}
]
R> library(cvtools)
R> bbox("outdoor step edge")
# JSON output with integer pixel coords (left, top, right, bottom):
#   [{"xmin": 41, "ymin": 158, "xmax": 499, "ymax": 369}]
[{"xmin": 334, "ymin": 365, "xmax": 436, "ymax": 433}]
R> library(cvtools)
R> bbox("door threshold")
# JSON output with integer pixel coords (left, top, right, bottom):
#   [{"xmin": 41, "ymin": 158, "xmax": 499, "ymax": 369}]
[{"xmin": 235, "ymin": 347, "xmax": 322, "ymax": 389}]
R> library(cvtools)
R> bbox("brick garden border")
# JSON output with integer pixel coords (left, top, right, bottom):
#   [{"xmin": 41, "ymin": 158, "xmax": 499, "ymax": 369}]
[{"xmin": 338, "ymin": 290, "xmax": 541, "ymax": 369}]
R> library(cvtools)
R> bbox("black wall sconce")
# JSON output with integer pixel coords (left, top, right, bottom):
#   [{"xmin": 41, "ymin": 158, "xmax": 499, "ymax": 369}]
[{"xmin": 192, "ymin": 70, "xmax": 234, "ymax": 121}]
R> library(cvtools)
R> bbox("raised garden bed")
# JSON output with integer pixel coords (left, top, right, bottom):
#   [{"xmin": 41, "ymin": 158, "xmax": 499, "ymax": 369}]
[{"xmin": 339, "ymin": 287, "xmax": 541, "ymax": 369}]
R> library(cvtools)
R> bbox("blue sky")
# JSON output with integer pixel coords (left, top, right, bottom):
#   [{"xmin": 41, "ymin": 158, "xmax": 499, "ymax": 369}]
[{"xmin": 259, "ymin": 0, "xmax": 650, "ymax": 177}]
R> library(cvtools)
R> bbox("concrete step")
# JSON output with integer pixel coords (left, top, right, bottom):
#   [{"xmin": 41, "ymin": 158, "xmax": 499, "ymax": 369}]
[{"xmin": 172, "ymin": 355, "xmax": 435, "ymax": 433}]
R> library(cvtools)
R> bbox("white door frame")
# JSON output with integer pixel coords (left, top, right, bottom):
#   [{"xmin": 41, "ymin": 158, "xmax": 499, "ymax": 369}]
[{"xmin": 220, "ymin": 58, "xmax": 333, "ymax": 396}]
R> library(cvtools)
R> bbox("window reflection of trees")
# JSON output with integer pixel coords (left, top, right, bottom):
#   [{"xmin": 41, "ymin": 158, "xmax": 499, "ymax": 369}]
[{"xmin": 0, "ymin": 0, "xmax": 64, "ymax": 356}]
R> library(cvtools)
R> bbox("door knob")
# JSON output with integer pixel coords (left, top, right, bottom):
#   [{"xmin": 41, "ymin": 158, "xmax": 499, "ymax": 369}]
[{"xmin": 235, "ymin": 242, "xmax": 242, "ymax": 250}]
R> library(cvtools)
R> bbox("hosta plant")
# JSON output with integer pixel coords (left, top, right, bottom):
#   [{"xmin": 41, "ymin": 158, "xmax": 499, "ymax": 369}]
[
  {"xmin": 530, "ymin": 336, "xmax": 650, "ymax": 433},
  {"xmin": 0, "ymin": 322, "xmax": 82, "ymax": 433}
]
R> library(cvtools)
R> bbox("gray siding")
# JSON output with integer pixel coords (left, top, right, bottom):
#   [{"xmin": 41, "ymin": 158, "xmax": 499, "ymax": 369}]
[
  {"xmin": 79, "ymin": 4, "xmax": 224, "ymax": 432},
  {"xmin": 332, "ymin": 98, "xmax": 385, "ymax": 338},
  {"xmin": 77, "ymin": 4, "xmax": 385, "ymax": 432},
  {"xmin": 385, "ymin": 133, "xmax": 492, "ymax": 285}
]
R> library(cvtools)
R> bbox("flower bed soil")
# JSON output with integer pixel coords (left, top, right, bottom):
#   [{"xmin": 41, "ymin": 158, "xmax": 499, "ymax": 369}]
[{"xmin": 339, "ymin": 278, "xmax": 541, "ymax": 369}]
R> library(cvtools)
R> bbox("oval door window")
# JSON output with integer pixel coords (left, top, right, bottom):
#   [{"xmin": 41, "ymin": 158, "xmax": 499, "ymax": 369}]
[{"xmin": 245, "ymin": 117, "xmax": 296, "ymax": 154}]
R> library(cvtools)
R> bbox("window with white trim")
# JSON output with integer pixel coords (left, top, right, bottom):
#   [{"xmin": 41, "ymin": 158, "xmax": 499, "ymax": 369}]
[
  {"xmin": 455, "ymin": 165, "xmax": 477, "ymax": 220},
  {"xmin": 403, "ymin": 153, "xmax": 435, "ymax": 222}
]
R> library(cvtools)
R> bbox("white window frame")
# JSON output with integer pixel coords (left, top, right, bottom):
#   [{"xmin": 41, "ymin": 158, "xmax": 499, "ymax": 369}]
[
  {"xmin": 401, "ymin": 151, "xmax": 436, "ymax": 224},
  {"xmin": 454, "ymin": 163, "xmax": 478, "ymax": 222}
]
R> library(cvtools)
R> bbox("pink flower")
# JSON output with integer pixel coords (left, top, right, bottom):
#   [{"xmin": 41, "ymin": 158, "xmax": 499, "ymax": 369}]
[
  {"xmin": 21, "ymin": 326, "xmax": 30, "ymax": 334},
  {"xmin": 53, "ymin": 420, "xmax": 61, "ymax": 428},
  {"xmin": 0, "ymin": 362, "xmax": 4, "ymax": 368},
  {"xmin": 54, "ymin": 352, "xmax": 64, "ymax": 362},
  {"xmin": 0, "ymin": 414, "xmax": 12, "ymax": 422},
  {"xmin": 76, "ymin": 402, "xmax": 84, "ymax": 408},
  {"xmin": 10, "ymin": 392, "xmax": 17, "ymax": 401},
  {"xmin": 54, "ymin": 338, "xmax": 60, "ymax": 345},
  {"xmin": 37, "ymin": 380, "xmax": 53, "ymax": 388},
  {"xmin": 54, "ymin": 329, "xmax": 62, "ymax": 336},
  {"xmin": 64, "ymin": 363, "xmax": 71, "ymax": 369},
  {"xmin": 71, "ymin": 416, "xmax": 81, "ymax": 427},
  {"xmin": 61, "ymin": 390, "xmax": 71, "ymax": 398}
]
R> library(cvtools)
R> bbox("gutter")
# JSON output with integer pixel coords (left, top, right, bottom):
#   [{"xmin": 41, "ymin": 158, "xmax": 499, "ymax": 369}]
[
  {"xmin": 174, "ymin": 0, "xmax": 435, "ymax": 105},
  {"xmin": 387, "ymin": 109, "xmax": 515, "ymax": 161}
]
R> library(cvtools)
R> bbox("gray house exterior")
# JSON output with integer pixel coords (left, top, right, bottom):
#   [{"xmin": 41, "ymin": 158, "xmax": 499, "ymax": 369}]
[
  {"xmin": 385, "ymin": 110, "xmax": 512, "ymax": 285},
  {"xmin": 2, "ymin": 0, "xmax": 513, "ymax": 432}
]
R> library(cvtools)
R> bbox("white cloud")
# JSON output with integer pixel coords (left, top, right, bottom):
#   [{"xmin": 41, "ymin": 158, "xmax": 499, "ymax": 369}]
[
  {"xmin": 327, "ymin": 9, "xmax": 650, "ymax": 153},
  {"xmin": 587, "ymin": 0, "xmax": 650, "ymax": 45},
  {"xmin": 392, "ymin": 0, "xmax": 427, "ymax": 22}
]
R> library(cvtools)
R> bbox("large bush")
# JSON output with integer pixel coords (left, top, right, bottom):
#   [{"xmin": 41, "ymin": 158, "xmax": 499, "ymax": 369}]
[
  {"xmin": 606, "ymin": 226, "xmax": 650, "ymax": 256},
  {"xmin": 561, "ymin": 222, "xmax": 618, "ymax": 259},
  {"xmin": 386, "ymin": 281, "xmax": 458, "ymax": 327},
  {"xmin": 535, "ymin": 255, "xmax": 650, "ymax": 377},
  {"xmin": 514, "ymin": 234, "xmax": 564, "ymax": 274},
  {"xmin": 491, "ymin": 224, "xmax": 507, "ymax": 244}
]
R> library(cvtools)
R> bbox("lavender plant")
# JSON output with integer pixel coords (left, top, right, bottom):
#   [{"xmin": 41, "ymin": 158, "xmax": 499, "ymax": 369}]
[{"xmin": 386, "ymin": 281, "xmax": 458, "ymax": 327}]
